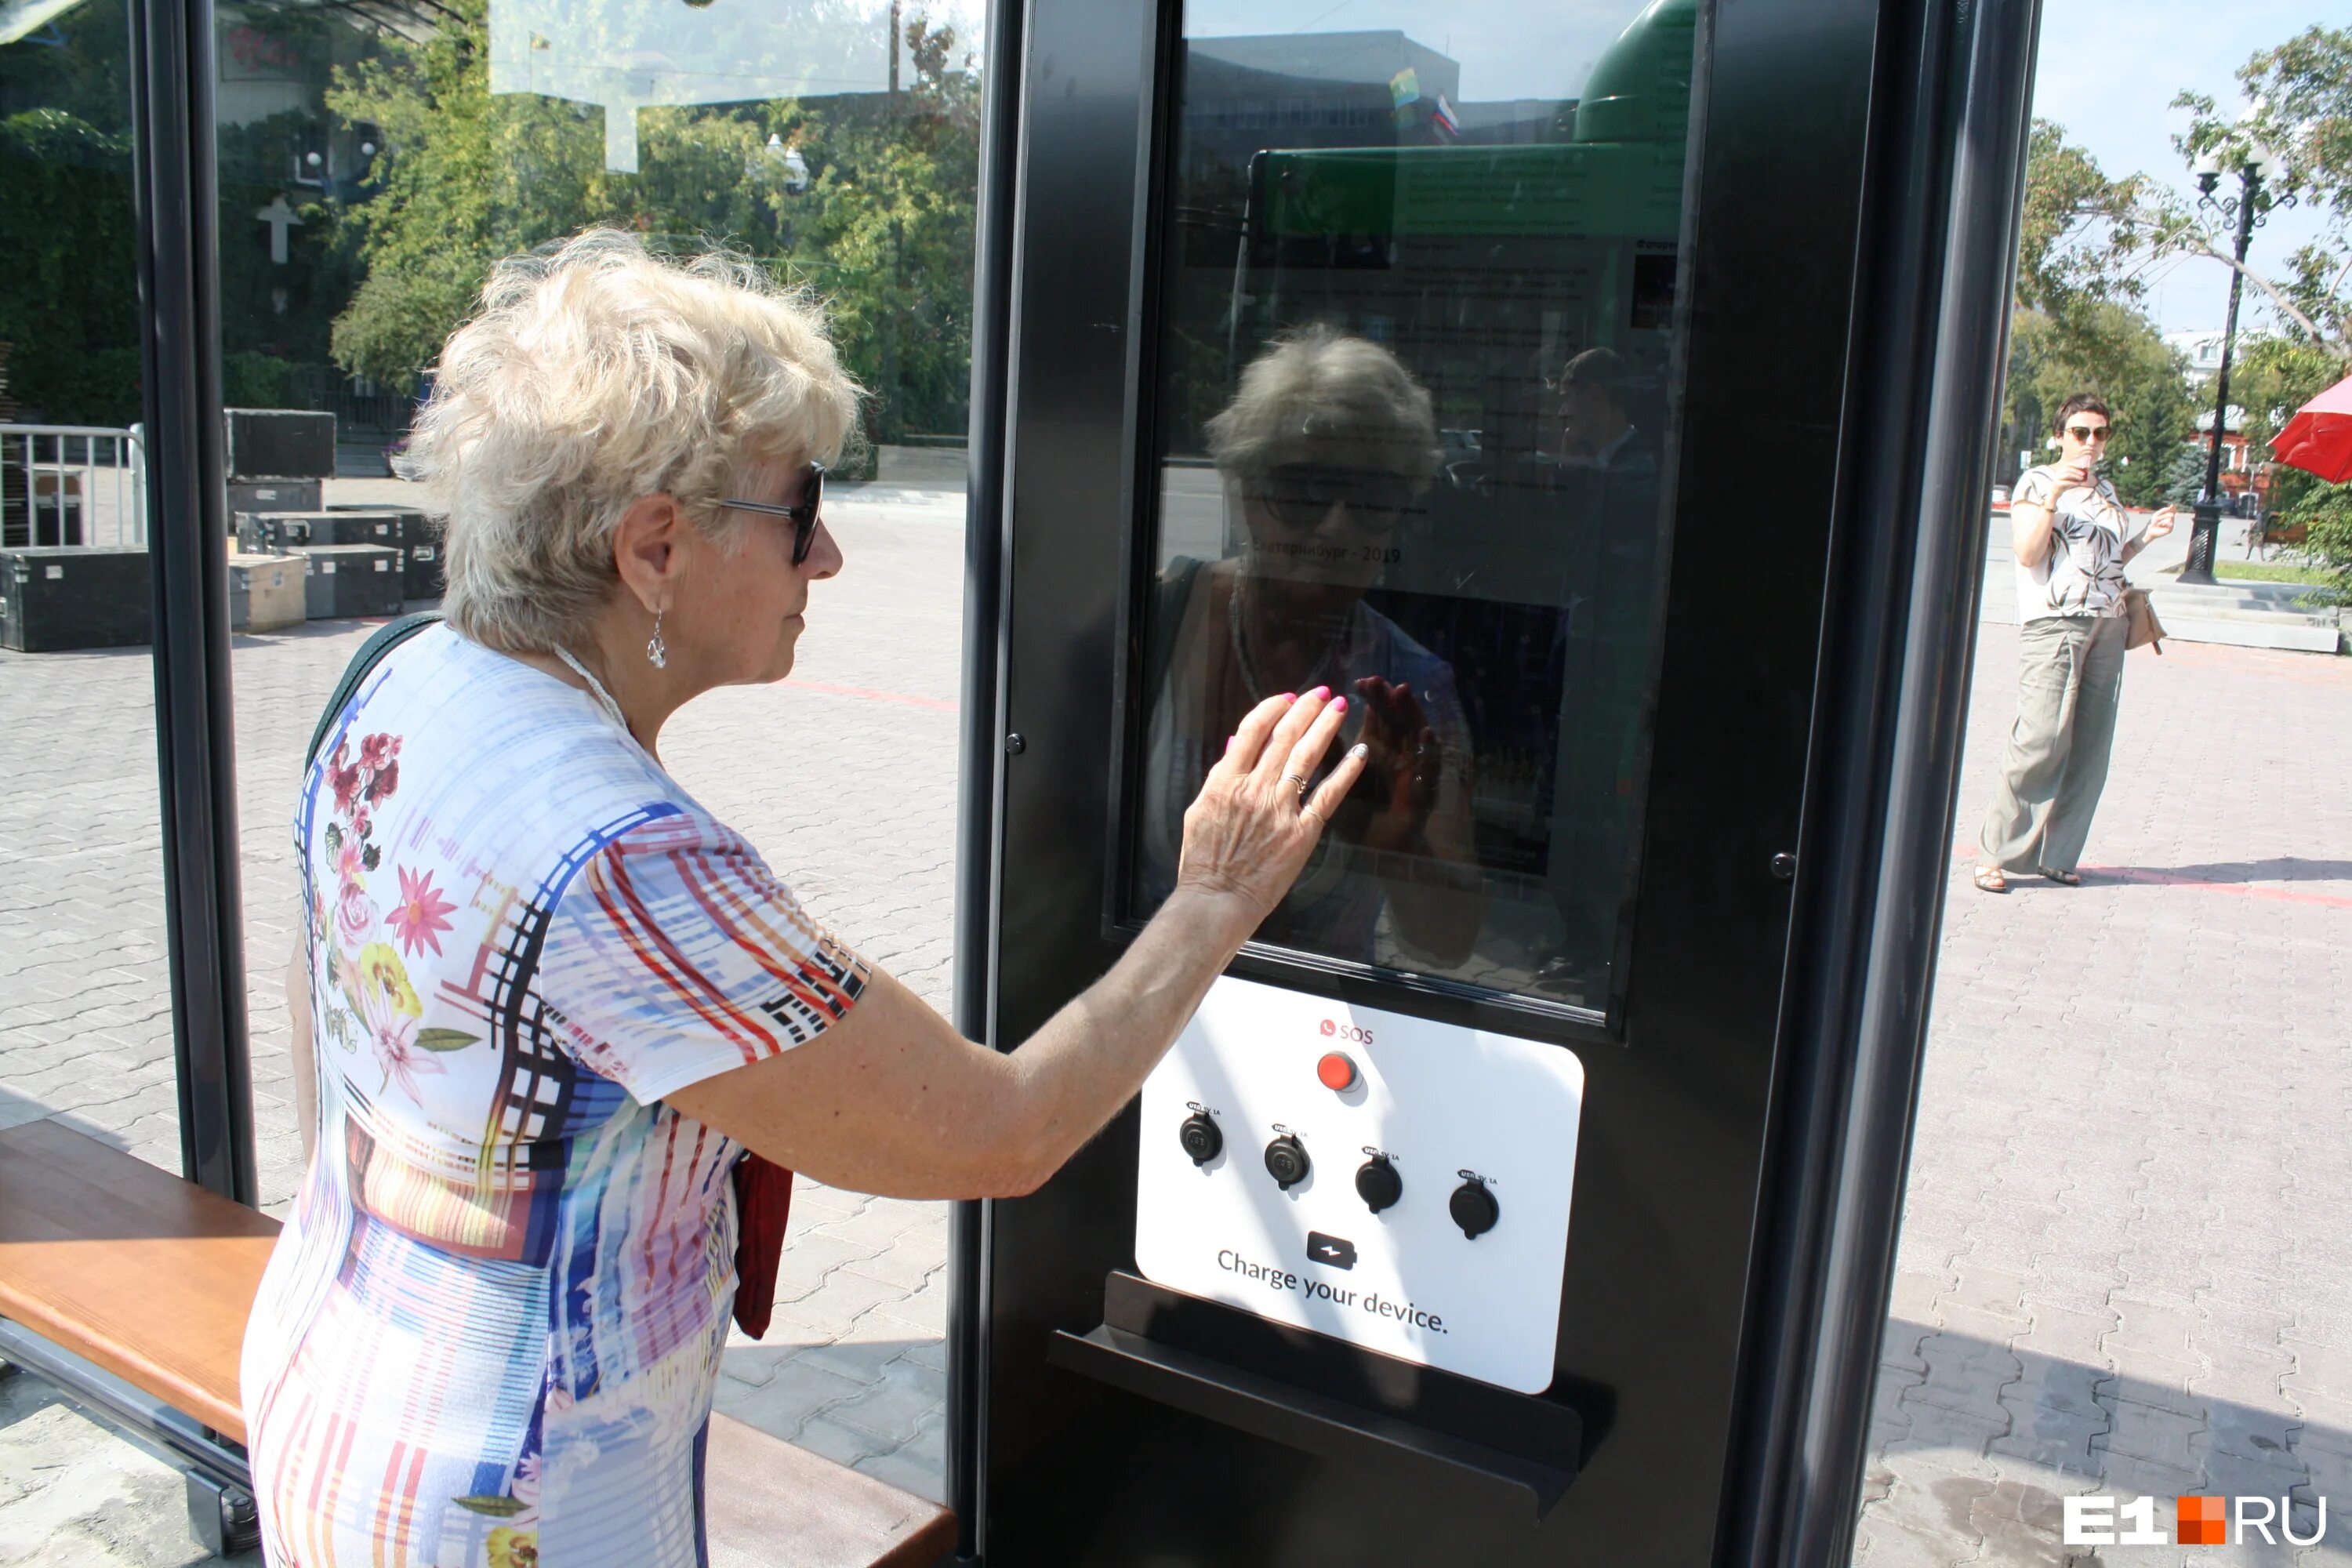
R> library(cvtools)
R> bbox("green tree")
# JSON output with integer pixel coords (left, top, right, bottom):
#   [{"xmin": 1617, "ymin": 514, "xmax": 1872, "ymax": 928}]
[
  {"xmin": 2230, "ymin": 332, "xmax": 2351, "ymax": 603},
  {"xmin": 0, "ymin": 111, "xmax": 143, "ymax": 426},
  {"xmin": 2001, "ymin": 302, "xmax": 2193, "ymax": 508},
  {"xmin": 2022, "ymin": 31, "xmax": 2352, "ymax": 370},
  {"xmin": 321, "ymin": 0, "xmax": 982, "ymax": 449},
  {"xmin": 0, "ymin": 0, "xmax": 141, "ymax": 425},
  {"xmin": 2009, "ymin": 45, "xmax": 2352, "ymax": 591},
  {"xmin": 324, "ymin": 0, "xmax": 773, "ymax": 390},
  {"xmin": 771, "ymin": 16, "xmax": 981, "ymax": 441},
  {"xmin": 2282, "ymin": 483, "xmax": 2352, "ymax": 604},
  {"xmin": 2186, "ymin": 27, "xmax": 2352, "ymax": 360},
  {"xmin": 2013, "ymin": 119, "xmax": 2148, "ymax": 363},
  {"xmin": 2161, "ymin": 442, "xmax": 2209, "ymax": 508}
]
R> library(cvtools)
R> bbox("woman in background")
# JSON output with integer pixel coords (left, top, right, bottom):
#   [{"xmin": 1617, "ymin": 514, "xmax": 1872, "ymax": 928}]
[{"xmin": 1974, "ymin": 394, "xmax": 2175, "ymax": 892}]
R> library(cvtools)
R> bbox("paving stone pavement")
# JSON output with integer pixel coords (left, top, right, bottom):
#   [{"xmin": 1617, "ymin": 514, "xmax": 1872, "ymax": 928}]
[
  {"xmin": 3, "ymin": 494, "xmax": 2349, "ymax": 1563},
  {"xmin": 0, "ymin": 467, "xmax": 968, "ymax": 1565},
  {"xmin": 1861, "ymin": 625, "xmax": 2352, "ymax": 1567}
]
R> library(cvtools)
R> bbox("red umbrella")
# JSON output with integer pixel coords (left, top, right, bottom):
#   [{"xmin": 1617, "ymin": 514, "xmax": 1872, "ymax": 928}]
[{"xmin": 2270, "ymin": 371, "xmax": 2352, "ymax": 482}]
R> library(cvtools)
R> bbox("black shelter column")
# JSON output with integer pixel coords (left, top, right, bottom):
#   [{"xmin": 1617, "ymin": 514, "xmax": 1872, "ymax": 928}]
[{"xmin": 127, "ymin": 0, "xmax": 254, "ymax": 1205}]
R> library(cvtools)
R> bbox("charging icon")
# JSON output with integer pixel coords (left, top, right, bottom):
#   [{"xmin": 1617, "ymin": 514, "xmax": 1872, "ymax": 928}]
[{"xmin": 1305, "ymin": 1232, "xmax": 1358, "ymax": 1271}]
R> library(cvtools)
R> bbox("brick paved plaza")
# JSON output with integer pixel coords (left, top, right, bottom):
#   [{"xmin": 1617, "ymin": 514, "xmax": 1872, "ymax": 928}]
[{"xmin": 2, "ymin": 473, "xmax": 2348, "ymax": 1563}]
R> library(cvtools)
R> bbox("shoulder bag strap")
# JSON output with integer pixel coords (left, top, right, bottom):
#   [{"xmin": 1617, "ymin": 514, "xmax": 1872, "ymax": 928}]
[{"xmin": 305, "ymin": 611, "xmax": 444, "ymax": 769}]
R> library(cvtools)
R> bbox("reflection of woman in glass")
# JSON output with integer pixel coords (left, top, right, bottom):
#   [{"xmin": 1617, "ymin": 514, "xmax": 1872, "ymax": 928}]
[{"xmin": 1144, "ymin": 326, "xmax": 1485, "ymax": 964}]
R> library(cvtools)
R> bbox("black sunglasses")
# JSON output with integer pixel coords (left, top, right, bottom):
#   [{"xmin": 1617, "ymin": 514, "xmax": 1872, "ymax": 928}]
[
  {"xmin": 2065, "ymin": 425, "xmax": 2111, "ymax": 443},
  {"xmin": 1250, "ymin": 463, "xmax": 1417, "ymax": 532},
  {"xmin": 720, "ymin": 464, "xmax": 826, "ymax": 564}
]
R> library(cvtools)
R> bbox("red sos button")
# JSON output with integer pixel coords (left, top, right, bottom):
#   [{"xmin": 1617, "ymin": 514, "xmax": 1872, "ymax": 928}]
[{"xmin": 1316, "ymin": 1052, "xmax": 1358, "ymax": 1091}]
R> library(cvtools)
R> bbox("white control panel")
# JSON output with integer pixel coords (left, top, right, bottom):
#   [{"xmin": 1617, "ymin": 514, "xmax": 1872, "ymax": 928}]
[{"xmin": 1135, "ymin": 975, "xmax": 1586, "ymax": 1394}]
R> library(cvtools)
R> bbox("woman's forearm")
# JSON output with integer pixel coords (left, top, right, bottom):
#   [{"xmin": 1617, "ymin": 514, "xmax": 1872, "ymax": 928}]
[
  {"xmin": 1000, "ymin": 887, "xmax": 1259, "ymax": 1185},
  {"xmin": 668, "ymin": 889, "xmax": 1258, "ymax": 1202},
  {"xmin": 670, "ymin": 691, "xmax": 1364, "ymax": 1200}
]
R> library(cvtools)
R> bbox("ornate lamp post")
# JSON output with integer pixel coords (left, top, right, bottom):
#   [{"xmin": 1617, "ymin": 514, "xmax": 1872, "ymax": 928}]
[{"xmin": 2179, "ymin": 143, "xmax": 2291, "ymax": 586}]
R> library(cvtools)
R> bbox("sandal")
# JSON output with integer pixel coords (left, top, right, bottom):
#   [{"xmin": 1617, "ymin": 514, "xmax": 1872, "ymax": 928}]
[
  {"xmin": 2039, "ymin": 868, "xmax": 2082, "ymax": 887},
  {"xmin": 1973, "ymin": 866, "xmax": 2009, "ymax": 894}
]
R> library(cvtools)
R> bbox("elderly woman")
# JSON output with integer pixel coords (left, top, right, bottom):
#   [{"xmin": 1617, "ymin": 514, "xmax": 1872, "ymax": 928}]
[
  {"xmin": 240, "ymin": 231, "xmax": 1364, "ymax": 1567},
  {"xmin": 1140, "ymin": 325, "xmax": 1484, "ymax": 967}
]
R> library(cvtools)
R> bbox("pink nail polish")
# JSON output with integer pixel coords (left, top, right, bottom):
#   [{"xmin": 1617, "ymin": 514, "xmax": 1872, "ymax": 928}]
[
  {"xmin": 1307, "ymin": 685, "xmax": 1330, "ymax": 701},
  {"xmin": 1225, "ymin": 735, "xmax": 1234, "ymax": 754},
  {"xmin": 1282, "ymin": 691, "xmax": 1297, "ymax": 702},
  {"xmin": 1331, "ymin": 696, "xmax": 1348, "ymax": 715}
]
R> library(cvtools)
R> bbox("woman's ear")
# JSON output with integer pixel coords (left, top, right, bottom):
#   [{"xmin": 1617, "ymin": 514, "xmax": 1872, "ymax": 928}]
[{"xmin": 612, "ymin": 494, "xmax": 685, "ymax": 615}]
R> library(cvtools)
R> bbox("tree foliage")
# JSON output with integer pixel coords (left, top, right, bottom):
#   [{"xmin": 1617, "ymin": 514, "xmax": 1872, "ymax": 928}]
[
  {"xmin": 325, "ymin": 0, "xmax": 771, "ymax": 390},
  {"xmin": 2015, "ymin": 119, "xmax": 2146, "ymax": 353},
  {"xmin": 2204, "ymin": 27, "xmax": 2352, "ymax": 356},
  {"xmin": 2016, "ymin": 31, "xmax": 2352, "ymax": 372},
  {"xmin": 2001, "ymin": 303, "xmax": 2193, "ymax": 508},
  {"xmin": 772, "ymin": 17, "xmax": 981, "ymax": 440},
  {"xmin": 2008, "ymin": 47, "xmax": 2352, "ymax": 592},
  {"xmin": 322, "ymin": 0, "xmax": 980, "ymax": 441},
  {"xmin": 0, "ymin": 0, "xmax": 141, "ymax": 425}
]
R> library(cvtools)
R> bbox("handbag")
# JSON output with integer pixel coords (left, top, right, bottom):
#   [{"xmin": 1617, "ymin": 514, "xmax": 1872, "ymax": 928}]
[
  {"xmin": 306, "ymin": 612, "xmax": 795, "ymax": 1338},
  {"xmin": 2122, "ymin": 586, "xmax": 2165, "ymax": 655}
]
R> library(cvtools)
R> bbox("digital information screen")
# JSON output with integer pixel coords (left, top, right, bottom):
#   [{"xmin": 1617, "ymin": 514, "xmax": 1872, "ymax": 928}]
[{"xmin": 1125, "ymin": 0, "xmax": 1700, "ymax": 1014}]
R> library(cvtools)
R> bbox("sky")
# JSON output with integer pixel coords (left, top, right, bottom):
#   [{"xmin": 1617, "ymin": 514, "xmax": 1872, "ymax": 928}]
[
  {"xmin": 1181, "ymin": 0, "xmax": 2335, "ymax": 336},
  {"xmin": 1183, "ymin": 0, "xmax": 1629, "ymax": 103},
  {"xmin": 2020, "ymin": 0, "xmax": 2328, "ymax": 338},
  {"xmin": 917, "ymin": 0, "xmax": 2335, "ymax": 338}
]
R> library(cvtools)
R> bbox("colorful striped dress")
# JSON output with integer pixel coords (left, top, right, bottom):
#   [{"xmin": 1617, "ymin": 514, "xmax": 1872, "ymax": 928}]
[{"xmin": 241, "ymin": 625, "xmax": 867, "ymax": 1567}]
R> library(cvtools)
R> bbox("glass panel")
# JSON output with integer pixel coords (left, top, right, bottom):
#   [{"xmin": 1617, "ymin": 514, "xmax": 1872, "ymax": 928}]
[
  {"xmin": 1131, "ymin": 0, "xmax": 1697, "ymax": 1009},
  {"xmin": 209, "ymin": 0, "xmax": 986, "ymax": 1207},
  {"xmin": 1, "ymin": 1, "xmax": 178, "ymax": 1167}
]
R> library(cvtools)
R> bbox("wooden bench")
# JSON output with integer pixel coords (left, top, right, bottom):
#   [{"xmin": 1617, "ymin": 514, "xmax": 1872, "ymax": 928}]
[{"xmin": 0, "ymin": 1120, "xmax": 955, "ymax": 1566}]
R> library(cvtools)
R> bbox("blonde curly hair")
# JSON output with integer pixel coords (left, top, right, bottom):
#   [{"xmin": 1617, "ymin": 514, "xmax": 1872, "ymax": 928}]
[
  {"xmin": 401, "ymin": 229, "xmax": 862, "ymax": 653},
  {"xmin": 1203, "ymin": 324, "xmax": 1439, "ymax": 483}
]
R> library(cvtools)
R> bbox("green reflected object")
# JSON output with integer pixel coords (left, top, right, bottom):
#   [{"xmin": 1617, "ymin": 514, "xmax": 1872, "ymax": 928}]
[{"xmin": 1575, "ymin": 0, "xmax": 1699, "ymax": 146}]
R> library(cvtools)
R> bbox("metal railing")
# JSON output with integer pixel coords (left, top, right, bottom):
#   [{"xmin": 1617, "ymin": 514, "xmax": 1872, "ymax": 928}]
[{"xmin": 1, "ymin": 423, "xmax": 147, "ymax": 550}]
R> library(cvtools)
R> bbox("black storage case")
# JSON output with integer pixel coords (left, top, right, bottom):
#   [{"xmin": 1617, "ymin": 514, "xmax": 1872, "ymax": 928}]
[
  {"xmin": 224, "ymin": 408, "xmax": 335, "ymax": 481},
  {"xmin": 238, "ymin": 510, "xmax": 399, "ymax": 554},
  {"xmin": 330, "ymin": 504, "xmax": 441, "ymax": 598},
  {"xmin": 0, "ymin": 546, "xmax": 151, "ymax": 652},
  {"xmin": 294, "ymin": 543, "xmax": 403, "ymax": 620},
  {"xmin": 227, "ymin": 479, "xmax": 322, "ymax": 518}
]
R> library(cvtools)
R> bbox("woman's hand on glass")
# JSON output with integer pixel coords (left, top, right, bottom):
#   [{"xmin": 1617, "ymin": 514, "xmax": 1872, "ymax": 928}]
[
  {"xmin": 1178, "ymin": 688, "xmax": 1368, "ymax": 923},
  {"xmin": 1352, "ymin": 676, "xmax": 1439, "ymax": 854}
]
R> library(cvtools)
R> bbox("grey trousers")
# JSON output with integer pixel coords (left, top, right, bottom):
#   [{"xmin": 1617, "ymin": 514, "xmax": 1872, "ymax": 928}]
[{"xmin": 1979, "ymin": 615, "xmax": 2128, "ymax": 874}]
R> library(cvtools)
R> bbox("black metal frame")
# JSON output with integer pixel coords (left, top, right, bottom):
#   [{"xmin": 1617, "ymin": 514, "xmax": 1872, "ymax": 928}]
[
  {"xmin": 950, "ymin": 0, "xmax": 2042, "ymax": 1558},
  {"xmin": 1720, "ymin": 0, "xmax": 2043, "ymax": 1555},
  {"xmin": 39, "ymin": 0, "xmax": 2034, "ymax": 1553},
  {"xmin": 946, "ymin": 0, "xmax": 1032, "ymax": 1555},
  {"xmin": 127, "ymin": 0, "xmax": 256, "ymax": 1207},
  {"xmin": 4, "ymin": 0, "xmax": 257, "ymax": 1548}
]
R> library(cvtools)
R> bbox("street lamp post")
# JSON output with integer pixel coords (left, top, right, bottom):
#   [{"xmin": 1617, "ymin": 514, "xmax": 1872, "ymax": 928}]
[{"xmin": 2180, "ymin": 147, "xmax": 2288, "ymax": 586}]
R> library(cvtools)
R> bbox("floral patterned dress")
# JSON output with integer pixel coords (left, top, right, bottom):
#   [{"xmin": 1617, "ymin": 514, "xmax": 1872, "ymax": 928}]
[{"xmin": 241, "ymin": 626, "xmax": 868, "ymax": 1568}]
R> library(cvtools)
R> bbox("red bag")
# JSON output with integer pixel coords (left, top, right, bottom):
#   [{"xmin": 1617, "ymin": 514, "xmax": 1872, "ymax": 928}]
[{"xmin": 729, "ymin": 1152, "xmax": 795, "ymax": 1338}]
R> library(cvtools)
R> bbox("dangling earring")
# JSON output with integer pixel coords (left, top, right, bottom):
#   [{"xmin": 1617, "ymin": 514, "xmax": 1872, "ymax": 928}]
[{"xmin": 646, "ymin": 610, "xmax": 669, "ymax": 670}]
